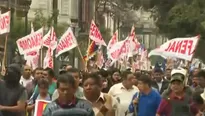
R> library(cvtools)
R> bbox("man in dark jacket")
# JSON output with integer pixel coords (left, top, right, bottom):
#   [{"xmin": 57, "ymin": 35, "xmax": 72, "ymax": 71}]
[
  {"xmin": 43, "ymin": 73, "xmax": 94, "ymax": 116},
  {"xmin": 0, "ymin": 63, "xmax": 27, "ymax": 116},
  {"xmin": 151, "ymin": 68, "xmax": 169, "ymax": 94}
]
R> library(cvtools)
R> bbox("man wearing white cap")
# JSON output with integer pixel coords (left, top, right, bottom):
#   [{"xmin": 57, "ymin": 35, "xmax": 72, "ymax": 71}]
[{"xmin": 156, "ymin": 68, "xmax": 196, "ymax": 116}]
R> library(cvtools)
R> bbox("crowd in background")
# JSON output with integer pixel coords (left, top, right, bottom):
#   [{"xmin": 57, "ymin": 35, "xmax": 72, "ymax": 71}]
[{"xmin": 0, "ymin": 63, "xmax": 205, "ymax": 116}]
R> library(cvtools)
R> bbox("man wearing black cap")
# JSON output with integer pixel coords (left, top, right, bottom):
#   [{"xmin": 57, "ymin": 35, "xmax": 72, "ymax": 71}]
[{"xmin": 0, "ymin": 63, "xmax": 27, "ymax": 116}]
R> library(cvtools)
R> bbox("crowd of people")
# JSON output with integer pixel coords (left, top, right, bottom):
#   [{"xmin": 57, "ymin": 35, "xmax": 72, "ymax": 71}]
[{"xmin": 0, "ymin": 62, "xmax": 205, "ymax": 116}]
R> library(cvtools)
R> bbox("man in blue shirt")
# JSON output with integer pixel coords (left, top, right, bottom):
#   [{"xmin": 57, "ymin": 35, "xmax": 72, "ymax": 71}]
[{"xmin": 129, "ymin": 74, "xmax": 161, "ymax": 116}]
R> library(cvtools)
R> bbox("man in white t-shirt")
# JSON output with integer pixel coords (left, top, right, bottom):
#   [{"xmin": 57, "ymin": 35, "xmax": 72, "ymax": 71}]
[
  {"xmin": 19, "ymin": 65, "xmax": 34, "ymax": 87},
  {"xmin": 108, "ymin": 70, "xmax": 139, "ymax": 116}
]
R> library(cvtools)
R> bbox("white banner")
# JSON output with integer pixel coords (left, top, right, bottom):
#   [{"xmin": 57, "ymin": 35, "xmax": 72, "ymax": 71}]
[
  {"xmin": 89, "ymin": 20, "xmax": 106, "ymax": 46},
  {"xmin": 107, "ymin": 30, "xmax": 118, "ymax": 51},
  {"xmin": 55, "ymin": 27, "xmax": 78, "ymax": 57},
  {"xmin": 148, "ymin": 36, "xmax": 199, "ymax": 61},
  {"xmin": 43, "ymin": 27, "xmax": 57, "ymax": 50},
  {"xmin": 0, "ymin": 11, "xmax": 10, "ymax": 34},
  {"xmin": 16, "ymin": 28, "xmax": 43, "ymax": 55}
]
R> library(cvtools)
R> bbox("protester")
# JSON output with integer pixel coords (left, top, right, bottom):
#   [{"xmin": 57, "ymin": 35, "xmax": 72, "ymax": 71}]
[
  {"xmin": 152, "ymin": 68, "xmax": 169, "ymax": 94},
  {"xmin": 27, "ymin": 78, "xmax": 51, "ymax": 115},
  {"xmin": 165, "ymin": 68, "xmax": 172, "ymax": 81},
  {"xmin": 108, "ymin": 70, "xmax": 138, "ymax": 116},
  {"xmin": 110, "ymin": 68, "xmax": 121, "ymax": 86},
  {"xmin": 156, "ymin": 68, "xmax": 197, "ymax": 116},
  {"xmin": 0, "ymin": 63, "xmax": 27, "ymax": 116},
  {"xmin": 26, "ymin": 67, "xmax": 44, "ymax": 98},
  {"xmin": 83, "ymin": 72, "xmax": 117, "ymax": 116},
  {"xmin": 129, "ymin": 74, "xmax": 161, "ymax": 116},
  {"xmin": 98, "ymin": 69, "xmax": 112, "ymax": 93},
  {"xmin": 30, "ymin": 68, "xmax": 56, "ymax": 103},
  {"xmin": 43, "ymin": 73, "xmax": 94, "ymax": 116},
  {"xmin": 52, "ymin": 68, "xmax": 84, "ymax": 101},
  {"xmin": 196, "ymin": 70, "xmax": 205, "ymax": 92},
  {"xmin": 19, "ymin": 65, "xmax": 33, "ymax": 87}
]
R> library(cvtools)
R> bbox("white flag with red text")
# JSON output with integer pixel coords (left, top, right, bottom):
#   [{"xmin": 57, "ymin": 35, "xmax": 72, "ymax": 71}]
[
  {"xmin": 107, "ymin": 30, "xmax": 118, "ymax": 51},
  {"xmin": 43, "ymin": 47, "xmax": 53, "ymax": 69},
  {"xmin": 148, "ymin": 36, "xmax": 200, "ymax": 61},
  {"xmin": 16, "ymin": 28, "xmax": 43, "ymax": 55},
  {"xmin": 55, "ymin": 27, "xmax": 78, "ymax": 57},
  {"xmin": 89, "ymin": 20, "xmax": 106, "ymax": 46},
  {"xmin": 25, "ymin": 51, "xmax": 39, "ymax": 70},
  {"xmin": 43, "ymin": 27, "xmax": 57, "ymax": 50},
  {"xmin": 0, "ymin": 11, "xmax": 10, "ymax": 34}
]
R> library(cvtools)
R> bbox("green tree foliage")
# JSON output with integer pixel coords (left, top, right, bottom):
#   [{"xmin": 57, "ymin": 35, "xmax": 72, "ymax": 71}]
[{"xmin": 129, "ymin": 0, "xmax": 205, "ymax": 60}]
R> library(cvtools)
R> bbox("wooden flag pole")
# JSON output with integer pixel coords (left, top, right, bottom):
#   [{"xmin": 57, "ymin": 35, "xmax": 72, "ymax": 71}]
[
  {"xmin": 77, "ymin": 45, "xmax": 85, "ymax": 69},
  {"xmin": 1, "ymin": 34, "xmax": 8, "ymax": 75}
]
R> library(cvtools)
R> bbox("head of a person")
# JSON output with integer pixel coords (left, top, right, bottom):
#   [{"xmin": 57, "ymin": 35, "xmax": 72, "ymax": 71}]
[
  {"xmin": 121, "ymin": 70, "xmax": 135, "ymax": 88},
  {"xmin": 137, "ymin": 74, "xmax": 152, "ymax": 92},
  {"xmin": 192, "ymin": 74, "xmax": 199, "ymax": 88},
  {"xmin": 153, "ymin": 68, "xmax": 164, "ymax": 82},
  {"xmin": 193, "ymin": 68, "xmax": 200, "ymax": 76},
  {"xmin": 111, "ymin": 68, "xmax": 121, "ymax": 82},
  {"xmin": 197, "ymin": 70, "xmax": 205, "ymax": 88},
  {"xmin": 43, "ymin": 67, "xmax": 55, "ymax": 82},
  {"xmin": 66, "ymin": 65, "xmax": 72, "ymax": 71},
  {"xmin": 192, "ymin": 90, "xmax": 205, "ymax": 111},
  {"xmin": 33, "ymin": 67, "xmax": 43, "ymax": 81},
  {"xmin": 170, "ymin": 69, "xmax": 186, "ymax": 94},
  {"xmin": 98, "ymin": 69, "xmax": 109, "ymax": 89},
  {"xmin": 4, "ymin": 63, "xmax": 21, "ymax": 86},
  {"xmin": 165, "ymin": 68, "xmax": 172, "ymax": 80},
  {"xmin": 22, "ymin": 65, "xmax": 32, "ymax": 79},
  {"xmin": 38, "ymin": 78, "xmax": 49, "ymax": 96},
  {"xmin": 83, "ymin": 73, "xmax": 102, "ymax": 99},
  {"xmin": 57, "ymin": 73, "xmax": 76, "ymax": 103},
  {"xmin": 67, "ymin": 68, "xmax": 80, "ymax": 88},
  {"xmin": 133, "ymin": 72, "xmax": 141, "ymax": 86}
]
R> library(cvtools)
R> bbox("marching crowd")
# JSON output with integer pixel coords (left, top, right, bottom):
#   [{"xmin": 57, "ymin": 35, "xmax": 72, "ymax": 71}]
[{"xmin": 0, "ymin": 63, "xmax": 205, "ymax": 116}]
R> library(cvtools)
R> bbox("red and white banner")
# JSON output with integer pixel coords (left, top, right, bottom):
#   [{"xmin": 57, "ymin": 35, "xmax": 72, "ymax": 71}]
[
  {"xmin": 43, "ymin": 48, "xmax": 53, "ymax": 69},
  {"xmin": 148, "ymin": 36, "xmax": 200, "ymax": 61},
  {"xmin": 43, "ymin": 27, "xmax": 57, "ymax": 50},
  {"xmin": 89, "ymin": 20, "xmax": 106, "ymax": 46},
  {"xmin": 16, "ymin": 28, "xmax": 43, "ymax": 55},
  {"xmin": 25, "ymin": 51, "xmax": 39, "ymax": 70},
  {"xmin": 0, "ymin": 11, "xmax": 10, "ymax": 34},
  {"xmin": 34, "ymin": 100, "xmax": 51, "ymax": 116},
  {"xmin": 55, "ymin": 27, "xmax": 78, "ymax": 57},
  {"xmin": 107, "ymin": 40, "xmax": 129, "ymax": 62},
  {"xmin": 107, "ymin": 30, "xmax": 118, "ymax": 51}
]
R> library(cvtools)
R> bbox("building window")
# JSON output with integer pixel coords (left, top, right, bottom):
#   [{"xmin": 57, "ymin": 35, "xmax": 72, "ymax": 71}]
[{"xmin": 60, "ymin": 0, "xmax": 69, "ymax": 15}]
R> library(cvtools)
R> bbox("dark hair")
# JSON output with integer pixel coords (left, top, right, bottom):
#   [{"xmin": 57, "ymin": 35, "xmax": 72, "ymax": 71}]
[
  {"xmin": 121, "ymin": 70, "xmax": 132, "ymax": 80},
  {"xmin": 67, "ymin": 68, "xmax": 79, "ymax": 73},
  {"xmin": 138, "ymin": 74, "xmax": 152, "ymax": 87},
  {"xmin": 44, "ymin": 67, "xmax": 55, "ymax": 77},
  {"xmin": 110, "ymin": 68, "xmax": 120, "ymax": 76},
  {"xmin": 99, "ymin": 69, "xmax": 109, "ymax": 78},
  {"xmin": 154, "ymin": 68, "xmax": 163, "ymax": 74},
  {"xmin": 82, "ymin": 72, "xmax": 101, "ymax": 86},
  {"xmin": 197, "ymin": 70, "xmax": 205, "ymax": 79},
  {"xmin": 193, "ymin": 90, "xmax": 204, "ymax": 105},
  {"xmin": 134, "ymin": 72, "xmax": 141, "ymax": 80},
  {"xmin": 57, "ymin": 73, "xmax": 75, "ymax": 88},
  {"xmin": 33, "ymin": 67, "xmax": 43, "ymax": 74},
  {"xmin": 38, "ymin": 78, "xmax": 49, "ymax": 88}
]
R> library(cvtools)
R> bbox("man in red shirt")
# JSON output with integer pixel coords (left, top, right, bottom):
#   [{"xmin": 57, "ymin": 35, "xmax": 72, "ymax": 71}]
[{"xmin": 156, "ymin": 68, "xmax": 197, "ymax": 116}]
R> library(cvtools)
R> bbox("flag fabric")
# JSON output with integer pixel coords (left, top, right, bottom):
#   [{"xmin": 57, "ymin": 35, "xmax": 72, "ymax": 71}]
[
  {"xmin": 84, "ymin": 41, "xmax": 99, "ymax": 61},
  {"xmin": 34, "ymin": 100, "xmax": 51, "ymax": 116},
  {"xmin": 148, "ymin": 36, "xmax": 200, "ymax": 61},
  {"xmin": 107, "ymin": 30, "xmax": 118, "ymax": 51},
  {"xmin": 89, "ymin": 20, "xmax": 106, "ymax": 46}
]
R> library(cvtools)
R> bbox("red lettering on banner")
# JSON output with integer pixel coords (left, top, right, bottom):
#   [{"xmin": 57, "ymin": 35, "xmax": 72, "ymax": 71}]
[
  {"xmin": 26, "ymin": 51, "xmax": 37, "ymax": 56},
  {"xmin": 90, "ymin": 23, "xmax": 102, "ymax": 40},
  {"xmin": 0, "ymin": 15, "xmax": 9, "ymax": 30},
  {"xmin": 165, "ymin": 40, "xmax": 193, "ymax": 55},
  {"xmin": 56, "ymin": 33, "xmax": 74, "ymax": 54},
  {"xmin": 19, "ymin": 33, "xmax": 42, "ymax": 51}
]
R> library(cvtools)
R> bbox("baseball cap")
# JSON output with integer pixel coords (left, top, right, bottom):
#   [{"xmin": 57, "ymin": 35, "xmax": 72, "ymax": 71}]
[{"xmin": 170, "ymin": 68, "xmax": 187, "ymax": 82}]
